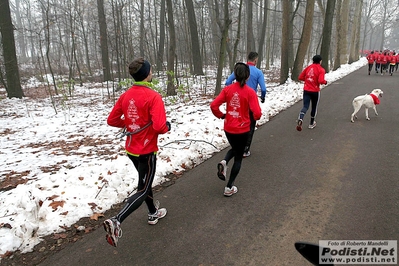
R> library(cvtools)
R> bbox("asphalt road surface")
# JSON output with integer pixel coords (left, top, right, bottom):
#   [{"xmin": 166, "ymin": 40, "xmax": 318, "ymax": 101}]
[{"xmin": 39, "ymin": 65, "xmax": 399, "ymax": 266}]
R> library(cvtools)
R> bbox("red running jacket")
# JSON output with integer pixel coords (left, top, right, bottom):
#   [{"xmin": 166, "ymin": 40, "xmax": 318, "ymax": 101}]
[
  {"xmin": 298, "ymin": 63, "xmax": 327, "ymax": 93},
  {"xmin": 107, "ymin": 84, "xmax": 169, "ymax": 155},
  {"xmin": 211, "ymin": 82, "xmax": 262, "ymax": 134}
]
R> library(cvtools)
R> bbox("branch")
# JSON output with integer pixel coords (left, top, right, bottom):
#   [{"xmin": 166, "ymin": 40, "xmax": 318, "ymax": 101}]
[{"xmin": 160, "ymin": 139, "xmax": 218, "ymax": 150}]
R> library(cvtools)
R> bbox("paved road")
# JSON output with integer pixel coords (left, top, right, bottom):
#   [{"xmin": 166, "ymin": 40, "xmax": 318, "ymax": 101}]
[{"xmin": 39, "ymin": 66, "xmax": 399, "ymax": 266}]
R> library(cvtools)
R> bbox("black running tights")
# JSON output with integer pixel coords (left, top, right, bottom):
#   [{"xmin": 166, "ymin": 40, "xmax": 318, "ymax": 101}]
[
  {"xmin": 224, "ymin": 131, "xmax": 249, "ymax": 188},
  {"xmin": 116, "ymin": 153, "xmax": 157, "ymax": 223}
]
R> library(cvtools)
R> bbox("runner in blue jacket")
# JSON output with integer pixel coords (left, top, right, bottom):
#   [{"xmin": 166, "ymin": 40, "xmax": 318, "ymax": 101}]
[{"xmin": 225, "ymin": 52, "xmax": 267, "ymax": 157}]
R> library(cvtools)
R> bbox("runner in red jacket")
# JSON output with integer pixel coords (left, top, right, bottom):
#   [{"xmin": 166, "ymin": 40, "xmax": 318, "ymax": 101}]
[
  {"xmin": 103, "ymin": 58, "xmax": 170, "ymax": 247},
  {"xmin": 395, "ymin": 53, "xmax": 399, "ymax": 71},
  {"xmin": 211, "ymin": 62, "xmax": 262, "ymax": 197},
  {"xmin": 296, "ymin": 55, "xmax": 327, "ymax": 131},
  {"xmin": 376, "ymin": 51, "xmax": 383, "ymax": 73},
  {"xmin": 381, "ymin": 51, "xmax": 388, "ymax": 75},
  {"xmin": 366, "ymin": 51, "xmax": 375, "ymax": 75},
  {"xmin": 389, "ymin": 52, "xmax": 397, "ymax": 75}
]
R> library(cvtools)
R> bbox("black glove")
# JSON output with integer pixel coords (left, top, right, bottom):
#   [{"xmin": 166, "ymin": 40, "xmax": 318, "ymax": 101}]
[
  {"xmin": 261, "ymin": 97, "xmax": 265, "ymax": 103},
  {"xmin": 166, "ymin": 121, "xmax": 171, "ymax": 131},
  {"xmin": 221, "ymin": 114, "xmax": 226, "ymax": 119}
]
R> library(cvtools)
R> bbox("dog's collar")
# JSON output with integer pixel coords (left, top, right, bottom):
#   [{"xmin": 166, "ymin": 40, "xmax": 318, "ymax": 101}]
[{"xmin": 370, "ymin": 94, "xmax": 380, "ymax": 105}]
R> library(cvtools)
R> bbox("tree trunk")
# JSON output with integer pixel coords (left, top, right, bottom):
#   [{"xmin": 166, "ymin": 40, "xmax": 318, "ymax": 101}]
[
  {"xmin": 288, "ymin": 0, "xmax": 295, "ymax": 70},
  {"xmin": 354, "ymin": 1, "xmax": 363, "ymax": 61},
  {"xmin": 110, "ymin": 0, "xmax": 121, "ymax": 81},
  {"xmin": 339, "ymin": 0, "xmax": 349, "ymax": 64},
  {"xmin": 320, "ymin": 0, "xmax": 336, "ymax": 72},
  {"xmin": 156, "ymin": 0, "xmax": 166, "ymax": 72},
  {"xmin": 333, "ymin": 0, "xmax": 342, "ymax": 70},
  {"xmin": 184, "ymin": 0, "xmax": 204, "ymax": 75},
  {"xmin": 14, "ymin": 0, "xmax": 27, "ymax": 62},
  {"xmin": 0, "ymin": 0, "xmax": 23, "ymax": 98},
  {"xmin": 379, "ymin": 0, "xmax": 389, "ymax": 51},
  {"xmin": 77, "ymin": 5, "xmax": 92, "ymax": 76},
  {"xmin": 279, "ymin": 0, "xmax": 290, "ymax": 84},
  {"xmin": 246, "ymin": 0, "xmax": 255, "ymax": 54},
  {"xmin": 348, "ymin": 0, "xmax": 362, "ymax": 64},
  {"xmin": 97, "ymin": 0, "xmax": 111, "ymax": 81},
  {"xmin": 257, "ymin": 0, "xmax": 268, "ymax": 68},
  {"xmin": 139, "ymin": 0, "xmax": 145, "ymax": 56},
  {"xmin": 231, "ymin": 0, "xmax": 243, "ymax": 71},
  {"xmin": 214, "ymin": 0, "xmax": 231, "ymax": 96},
  {"xmin": 166, "ymin": 0, "xmax": 176, "ymax": 96},
  {"xmin": 291, "ymin": 0, "xmax": 315, "ymax": 82},
  {"xmin": 41, "ymin": 1, "xmax": 58, "ymax": 95}
]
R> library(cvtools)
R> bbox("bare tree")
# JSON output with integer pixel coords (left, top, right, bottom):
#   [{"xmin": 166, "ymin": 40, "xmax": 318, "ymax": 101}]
[
  {"xmin": 156, "ymin": 0, "xmax": 166, "ymax": 71},
  {"xmin": 246, "ymin": 0, "xmax": 255, "ymax": 54},
  {"xmin": 97, "ymin": 0, "xmax": 111, "ymax": 81},
  {"xmin": 339, "ymin": 0, "xmax": 350, "ymax": 64},
  {"xmin": 361, "ymin": 0, "xmax": 380, "ymax": 51},
  {"xmin": 257, "ymin": 0, "xmax": 268, "ymax": 69},
  {"xmin": 76, "ymin": 1, "xmax": 93, "ymax": 76},
  {"xmin": 320, "ymin": 0, "xmax": 336, "ymax": 72},
  {"xmin": 12, "ymin": 0, "xmax": 28, "ymax": 62},
  {"xmin": 214, "ymin": 0, "xmax": 231, "ymax": 96},
  {"xmin": 348, "ymin": 0, "xmax": 362, "ymax": 63},
  {"xmin": 333, "ymin": 0, "xmax": 342, "ymax": 70},
  {"xmin": 280, "ymin": 0, "xmax": 290, "ymax": 84},
  {"xmin": 139, "ymin": 0, "xmax": 145, "ymax": 56},
  {"xmin": 291, "ymin": 0, "xmax": 315, "ymax": 81},
  {"xmin": 37, "ymin": 0, "xmax": 58, "ymax": 94},
  {"xmin": 228, "ymin": 0, "xmax": 243, "ymax": 72},
  {"xmin": 185, "ymin": 0, "xmax": 204, "ymax": 75},
  {"xmin": 166, "ymin": 0, "xmax": 176, "ymax": 96},
  {"xmin": 0, "ymin": 0, "xmax": 23, "ymax": 98}
]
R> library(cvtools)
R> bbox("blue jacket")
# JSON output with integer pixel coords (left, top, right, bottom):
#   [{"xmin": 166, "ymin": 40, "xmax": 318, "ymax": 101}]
[{"xmin": 225, "ymin": 62, "xmax": 267, "ymax": 99}]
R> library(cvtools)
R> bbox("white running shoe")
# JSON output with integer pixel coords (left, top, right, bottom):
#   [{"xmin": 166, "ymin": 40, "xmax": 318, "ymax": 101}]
[
  {"xmin": 217, "ymin": 160, "xmax": 227, "ymax": 181},
  {"xmin": 296, "ymin": 119, "xmax": 303, "ymax": 131},
  {"xmin": 103, "ymin": 218, "xmax": 122, "ymax": 247},
  {"xmin": 148, "ymin": 206, "xmax": 167, "ymax": 225},
  {"xmin": 243, "ymin": 151, "xmax": 251, "ymax": 158},
  {"xmin": 308, "ymin": 122, "xmax": 317, "ymax": 129},
  {"xmin": 224, "ymin": 186, "xmax": 238, "ymax": 197}
]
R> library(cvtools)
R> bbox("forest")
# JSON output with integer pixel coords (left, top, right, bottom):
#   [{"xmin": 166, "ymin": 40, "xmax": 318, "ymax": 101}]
[{"xmin": 1, "ymin": 0, "xmax": 399, "ymax": 99}]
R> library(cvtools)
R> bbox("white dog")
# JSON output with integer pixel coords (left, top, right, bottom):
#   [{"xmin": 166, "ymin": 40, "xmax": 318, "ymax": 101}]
[{"xmin": 351, "ymin": 88, "xmax": 383, "ymax": 123}]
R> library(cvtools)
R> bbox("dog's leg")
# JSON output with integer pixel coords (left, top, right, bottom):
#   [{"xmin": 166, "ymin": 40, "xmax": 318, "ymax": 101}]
[
  {"xmin": 351, "ymin": 103, "xmax": 360, "ymax": 123},
  {"xmin": 373, "ymin": 105, "xmax": 378, "ymax": 116},
  {"xmin": 365, "ymin": 108, "xmax": 370, "ymax": 120}
]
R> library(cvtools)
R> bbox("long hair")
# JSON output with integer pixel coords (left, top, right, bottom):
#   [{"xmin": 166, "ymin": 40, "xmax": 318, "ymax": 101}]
[{"xmin": 234, "ymin": 63, "xmax": 250, "ymax": 87}]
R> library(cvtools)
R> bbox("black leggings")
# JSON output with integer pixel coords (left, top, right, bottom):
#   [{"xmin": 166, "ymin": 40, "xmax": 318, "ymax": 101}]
[
  {"xmin": 368, "ymin": 63, "xmax": 374, "ymax": 72},
  {"xmin": 298, "ymin": 90, "xmax": 320, "ymax": 125},
  {"xmin": 116, "ymin": 153, "xmax": 157, "ymax": 223},
  {"xmin": 244, "ymin": 111, "xmax": 256, "ymax": 153},
  {"xmin": 224, "ymin": 131, "xmax": 249, "ymax": 188}
]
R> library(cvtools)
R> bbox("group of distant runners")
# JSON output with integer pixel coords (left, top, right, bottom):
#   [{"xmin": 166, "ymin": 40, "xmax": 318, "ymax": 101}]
[{"xmin": 366, "ymin": 50, "xmax": 399, "ymax": 76}]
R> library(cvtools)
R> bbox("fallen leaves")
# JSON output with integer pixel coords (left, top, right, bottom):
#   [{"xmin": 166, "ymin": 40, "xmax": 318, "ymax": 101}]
[
  {"xmin": 90, "ymin": 213, "xmax": 104, "ymax": 221},
  {"xmin": 52, "ymin": 233, "xmax": 68, "ymax": 240},
  {"xmin": 0, "ymin": 250, "xmax": 14, "ymax": 259},
  {"xmin": 0, "ymin": 171, "xmax": 31, "ymax": 192},
  {"xmin": 0, "ymin": 223, "xmax": 12, "ymax": 229},
  {"xmin": 88, "ymin": 202, "xmax": 98, "ymax": 210},
  {"xmin": 49, "ymin": 200, "xmax": 65, "ymax": 211}
]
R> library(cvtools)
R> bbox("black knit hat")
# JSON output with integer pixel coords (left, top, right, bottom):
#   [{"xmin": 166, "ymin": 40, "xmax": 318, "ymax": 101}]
[
  {"xmin": 312, "ymin": 55, "xmax": 322, "ymax": 63},
  {"xmin": 129, "ymin": 58, "xmax": 151, "ymax": 81}
]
